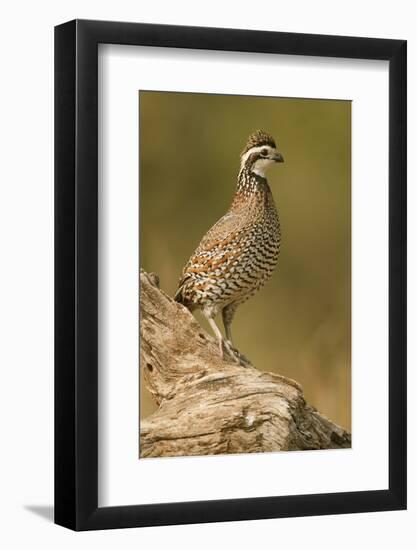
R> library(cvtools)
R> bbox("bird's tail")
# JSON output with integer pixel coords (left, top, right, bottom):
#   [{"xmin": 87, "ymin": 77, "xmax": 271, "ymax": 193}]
[
  {"xmin": 174, "ymin": 274, "xmax": 193, "ymax": 308},
  {"xmin": 174, "ymin": 285, "xmax": 185, "ymax": 304}
]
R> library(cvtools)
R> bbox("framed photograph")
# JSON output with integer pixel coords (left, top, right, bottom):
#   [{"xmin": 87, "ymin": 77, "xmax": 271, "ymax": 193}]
[{"xmin": 55, "ymin": 19, "xmax": 406, "ymax": 530}]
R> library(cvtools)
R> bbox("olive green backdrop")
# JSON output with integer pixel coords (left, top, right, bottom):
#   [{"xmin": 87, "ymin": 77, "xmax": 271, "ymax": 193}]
[{"xmin": 139, "ymin": 91, "xmax": 351, "ymax": 431}]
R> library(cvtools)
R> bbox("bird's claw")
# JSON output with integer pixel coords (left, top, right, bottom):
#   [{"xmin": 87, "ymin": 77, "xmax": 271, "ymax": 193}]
[{"xmin": 222, "ymin": 340, "xmax": 252, "ymax": 367}]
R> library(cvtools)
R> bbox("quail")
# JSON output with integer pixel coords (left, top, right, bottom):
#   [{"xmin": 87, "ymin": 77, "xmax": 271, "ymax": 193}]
[{"xmin": 174, "ymin": 130, "xmax": 284, "ymax": 363}]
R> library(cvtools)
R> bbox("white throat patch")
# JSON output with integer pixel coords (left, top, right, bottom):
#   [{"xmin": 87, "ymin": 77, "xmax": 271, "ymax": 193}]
[{"xmin": 252, "ymin": 158, "xmax": 275, "ymax": 177}]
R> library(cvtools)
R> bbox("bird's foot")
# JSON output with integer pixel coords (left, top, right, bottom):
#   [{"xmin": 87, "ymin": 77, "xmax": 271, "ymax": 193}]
[
  {"xmin": 221, "ymin": 340, "xmax": 240, "ymax": 364},
  {"xmin": 222, "ymin": 340, "xmax": 252, "ymax": 368}
]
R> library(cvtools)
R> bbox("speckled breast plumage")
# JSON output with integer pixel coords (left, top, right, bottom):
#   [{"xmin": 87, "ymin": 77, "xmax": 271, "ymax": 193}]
[{"xmin": 175, "ymin": 170, "xmax": 281, "ymax": 315}]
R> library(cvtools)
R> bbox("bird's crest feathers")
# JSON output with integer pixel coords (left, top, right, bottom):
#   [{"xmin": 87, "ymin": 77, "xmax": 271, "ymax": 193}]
[{"xmin": 241, "ymin": 130, "xmax": 276, "ymax": 156}]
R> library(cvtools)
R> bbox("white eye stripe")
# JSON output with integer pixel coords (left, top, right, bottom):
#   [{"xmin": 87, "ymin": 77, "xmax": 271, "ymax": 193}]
[{"xmin": 240, "ymin": 145, "xmax": 276, "ymax": 166}]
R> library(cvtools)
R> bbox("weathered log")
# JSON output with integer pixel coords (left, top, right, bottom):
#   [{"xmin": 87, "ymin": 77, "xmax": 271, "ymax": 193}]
[{"xmin": 139, "ymin": 269, "xmax": 351, "ymax": 458}]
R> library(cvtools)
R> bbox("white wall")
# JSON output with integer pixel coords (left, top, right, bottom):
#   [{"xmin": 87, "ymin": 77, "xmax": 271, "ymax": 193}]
[{"xmin": 0, "ymin": 1, "xmax": 415, "ymax": 548}]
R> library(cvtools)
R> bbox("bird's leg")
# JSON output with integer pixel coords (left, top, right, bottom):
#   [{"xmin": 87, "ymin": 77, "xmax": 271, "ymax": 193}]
[
  {"xmin": 222, "ymin": 303, "xmax": 252, "ymax": 367},
  {"xmin": 202, "ymin": 308, "xmax": 239, "ymax": 363},
  {"xmin": 206, "ymin": 315, "xmax": 224, "ymax": 356},
  {"xmin": 222, "ymin": 302, "xmax": 238, "ymax": 350}
]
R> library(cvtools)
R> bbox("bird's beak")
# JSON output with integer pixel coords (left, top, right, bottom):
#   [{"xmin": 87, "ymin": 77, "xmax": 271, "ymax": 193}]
[{"xmin": 272, "ymin": 153, "xmax": 284, "ymax": 163}]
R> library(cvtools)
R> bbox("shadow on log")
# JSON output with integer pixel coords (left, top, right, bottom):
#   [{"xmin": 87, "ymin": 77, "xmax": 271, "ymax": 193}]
[{"xmin": 139, "ymin": 269, "xmax": 351, "ymax": 458}]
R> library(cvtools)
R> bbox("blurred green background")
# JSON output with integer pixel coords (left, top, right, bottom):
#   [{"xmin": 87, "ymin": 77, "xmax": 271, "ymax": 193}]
[{"xmin": 139, "ymin": 91, "xmax": 351, "ymax": 431}]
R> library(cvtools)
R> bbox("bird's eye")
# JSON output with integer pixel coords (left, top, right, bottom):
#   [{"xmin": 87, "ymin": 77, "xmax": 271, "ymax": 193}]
[{"xmin": 261, "ymin": 148, "xmax": 268, "ymax": 157}]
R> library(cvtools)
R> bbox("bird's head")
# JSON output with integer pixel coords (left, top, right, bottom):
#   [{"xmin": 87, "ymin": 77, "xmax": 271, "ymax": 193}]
[{"xmin": 240, "ymin": 130, "xmax": 284, "ymax": 178}]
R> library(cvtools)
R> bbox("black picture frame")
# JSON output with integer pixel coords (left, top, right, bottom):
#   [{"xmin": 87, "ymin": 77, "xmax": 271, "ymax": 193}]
[{"xmin": 55, "ymin": 19, "xmax": 407, "ymax": 531}]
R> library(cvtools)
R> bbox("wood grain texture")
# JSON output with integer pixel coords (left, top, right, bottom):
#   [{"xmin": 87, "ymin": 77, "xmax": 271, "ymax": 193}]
[{"xmin": 139, "ymin": 269, "xmax": 351, "ymax": 458}]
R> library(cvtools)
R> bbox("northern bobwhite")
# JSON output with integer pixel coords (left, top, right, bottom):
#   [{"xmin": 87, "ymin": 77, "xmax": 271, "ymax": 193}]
[{"xmin": 175, "ymin": 130, "xmax": 284, "ymax": 363}]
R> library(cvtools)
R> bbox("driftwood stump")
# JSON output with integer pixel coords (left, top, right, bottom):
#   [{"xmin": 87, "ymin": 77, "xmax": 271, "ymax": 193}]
[{"xmin": 139, "ymin": 269, "xmax": 351, "ymax": 458}]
